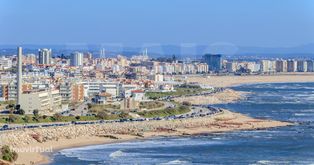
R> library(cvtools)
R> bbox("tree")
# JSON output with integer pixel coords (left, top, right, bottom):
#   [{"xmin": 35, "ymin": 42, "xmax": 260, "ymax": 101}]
[
  {"xmin": 17, "ymin": 109, "xmax": 25, "ymax": 115},
  {"xmin": 1, "ymin": 145, "xmax": 18, "ymax": 162},
  {"xmin": 6, "ymin": 104, "xmax": 14, "ymax": 109},
  {"xmin": 87, "ymin": 103, "xmax": 92, "ymax": 109},
  {"xmin": 75, "ymin": 116, "xmax": 81, "ymax": 120},
  {"xmin": 33, "ymin": 109, "xmax": 39, "ymax": 117},
  {"xmin": 15, "ymin": 104, "xmax": 20, "ymax": 111},
  {"xmin": 33, "ymin": 109, "xmax": 39, "ymax": 122}
]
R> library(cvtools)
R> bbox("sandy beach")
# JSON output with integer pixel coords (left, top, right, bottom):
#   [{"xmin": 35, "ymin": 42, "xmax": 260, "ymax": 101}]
[
  {"xmin": 185, "ymin": 73, "xmax": 314, "ymax": 87},
  {"xmin": 2, "ymin": 74, "xmax": 312, "ymax": 165},
  {"xmin": 0, "ymin": 109, "xmax": 292, "ymax": 165},
  {"xmin": 174, "ymin": 89, "xmax": 250, "ymax": 105}
]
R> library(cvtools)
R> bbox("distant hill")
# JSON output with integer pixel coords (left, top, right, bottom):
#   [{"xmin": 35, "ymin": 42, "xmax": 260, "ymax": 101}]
[{"xmin": 0, "ymin": 43, "xmax": 314, "ymax": 59}]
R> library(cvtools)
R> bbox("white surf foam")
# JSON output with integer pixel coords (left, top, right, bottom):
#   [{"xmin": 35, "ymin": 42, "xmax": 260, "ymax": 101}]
[
  {"xmin": 109, "ymin": 150, "xmax": 125, "ymax": 158},
  {"xmin": 159, "ymin": 159, "xmax": 190, "ymax": 165}
]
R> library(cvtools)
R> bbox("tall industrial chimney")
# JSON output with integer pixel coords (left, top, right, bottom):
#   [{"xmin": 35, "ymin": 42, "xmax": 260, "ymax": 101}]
[{"xmin": 17, "ymin": 47, "xmax": 22, "ymax": 105}]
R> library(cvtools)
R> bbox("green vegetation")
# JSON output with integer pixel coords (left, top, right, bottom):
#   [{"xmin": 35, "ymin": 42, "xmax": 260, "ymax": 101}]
[
  {"xmin": 0, "ymin": 145, "xmax": 18, "ymax": 162},
  {"xmin": 145, "ymin": 84, "xmax": 208, "ymax": 99},
  {"xmin": 0, "ymin": 112, "xmax": 131, "ymax": 124},
  {"xmin": 0, "ymin": 114, "xmax": 98, "ymax": 123},
  {"xmin": 137, "ymin": 105, "xmax": 190, "ymax": 118},
  {"xmin": 0, "ymin": 100, "xmax": 15, "ymax": 107},
  {"xmin": 139, "ymin": 101, "xmax": 164, "ymax": 109}
]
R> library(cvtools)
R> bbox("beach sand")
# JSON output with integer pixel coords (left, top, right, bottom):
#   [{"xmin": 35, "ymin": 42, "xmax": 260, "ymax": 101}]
[
  {"xmin": 174, "ymin": 89, "xmax": 249, "ymax": 105},
  {"xmin": 185, "ymin": 73, "xmax": 314, "ymax": 87},
  {"xmin": 0, "ymin": 109, "xmax": 292, "ymax": 165}
]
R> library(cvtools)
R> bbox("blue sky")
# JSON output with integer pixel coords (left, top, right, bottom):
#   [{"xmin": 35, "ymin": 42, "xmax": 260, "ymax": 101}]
[{"xmin": 0, "ymin": 0, "xmax": 314, "ymax": 47}]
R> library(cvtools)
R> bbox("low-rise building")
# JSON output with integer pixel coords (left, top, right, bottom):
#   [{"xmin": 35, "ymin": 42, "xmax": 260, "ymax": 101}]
[
  {"xmin": 131, "ymin": 90, "xmax": 145, "ymax": 101},
  {"xmin": 20, "ymin": 90, "xmax": 62, "ymax": 114}
]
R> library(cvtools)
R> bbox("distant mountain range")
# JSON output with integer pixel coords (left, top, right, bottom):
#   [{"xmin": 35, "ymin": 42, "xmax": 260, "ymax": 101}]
[{"xmin": 0, "ymin": 43, "xmax": 314, "ymax": 59}]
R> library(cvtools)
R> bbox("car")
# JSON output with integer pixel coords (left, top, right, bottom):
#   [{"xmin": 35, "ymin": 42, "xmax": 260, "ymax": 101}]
[{"xmin": 2, "ymin": 125, "xmax": 9, "ymax": 130}]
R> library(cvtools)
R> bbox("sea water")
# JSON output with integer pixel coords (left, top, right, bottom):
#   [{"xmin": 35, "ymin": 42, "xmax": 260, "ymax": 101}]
[{"xmin": 49, "ymin": 83, "xmax": 314, "ymax": 165}]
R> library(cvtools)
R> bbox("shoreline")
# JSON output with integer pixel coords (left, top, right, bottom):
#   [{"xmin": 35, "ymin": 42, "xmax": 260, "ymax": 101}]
[
  {"xmin": 174, "ymin": 88, "xmax": 250, "ymax": 105},
  {"xmin": 2, "ymin": 74, "xmax": 312, "ymax": 165},
  {"xmin": 4, "ymin": 109, "xmax": 292, "ymax": 165}
]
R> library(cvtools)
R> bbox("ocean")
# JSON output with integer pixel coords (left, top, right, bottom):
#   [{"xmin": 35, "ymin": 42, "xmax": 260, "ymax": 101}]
[{"xmin": 48, "ymin": 83, "xmax": 314, "ymax": 165}]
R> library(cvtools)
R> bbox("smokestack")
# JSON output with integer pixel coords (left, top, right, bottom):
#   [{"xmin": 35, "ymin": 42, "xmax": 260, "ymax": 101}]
[{"xmin": 17, "ymin": 47, "xmax": 22, "ymax": 105}]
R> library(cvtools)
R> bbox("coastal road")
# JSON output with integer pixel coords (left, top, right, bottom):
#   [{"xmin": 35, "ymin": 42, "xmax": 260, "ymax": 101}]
[{"xmin": 0, "ymin": 105, "xmax": 222, "ymax": 131}]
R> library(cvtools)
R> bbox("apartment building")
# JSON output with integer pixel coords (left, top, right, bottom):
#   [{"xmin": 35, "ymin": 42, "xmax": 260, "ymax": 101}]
[{"xmin": 20, "ymin": 90, "xmax": 62, "ymax": 114}]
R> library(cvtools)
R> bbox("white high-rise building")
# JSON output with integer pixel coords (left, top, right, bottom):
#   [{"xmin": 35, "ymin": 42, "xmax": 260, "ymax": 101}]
[
  {"xmin": 0, "ymin": 56, "xmax": 13, "ymax": 70},
  {"xmin": 71, "ymin": 52, "xmax": 83, "ymax": 66},
  {"xmin": 38, "ymin": 48, "xmax": 52, "ymax": 65}
]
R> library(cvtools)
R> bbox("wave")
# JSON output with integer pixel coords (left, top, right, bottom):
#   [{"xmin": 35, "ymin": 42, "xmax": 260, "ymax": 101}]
[
  {"xmin": 295, "ymin": 113, "xmax": 308, "ymax": 116},
  {"xmin": 159, "ymin": 159, "xmax": 190, "ymax": 165},
  {"xmin": 109, "ymin": 150, "xmax": 125, "ymax": 158},
  {"xmin": 252, "ymin": 160, "xmax": 290, "ymax": 165}
]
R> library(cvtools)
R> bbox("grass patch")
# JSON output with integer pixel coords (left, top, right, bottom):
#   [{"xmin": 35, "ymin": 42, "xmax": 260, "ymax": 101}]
[
  {"xmin": 137, "ymin": 105, "xmax": 190, "ymax": 118},
  {"xmin": 0, "ymin": 100, "xmax": 15, "ymax": 109},
  {"xmin": 88, "ymin": 104, "xmax": 120, "ymax": 113},
  {"xmin": 146, "ymin": 85, "xmax": 209, "ymax": 99},
  {"xmin": 0, "ymin": 100, "xmax": 15, "ymax": 106},
  {"xmin": 139, "ymin": 101, "xmax": 164, "ymax": 110}
]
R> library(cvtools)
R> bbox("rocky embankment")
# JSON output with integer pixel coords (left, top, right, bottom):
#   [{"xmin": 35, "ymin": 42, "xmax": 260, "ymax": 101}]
[{"xmin": 0, "ymin": 110, "xmax": 290, "ymax": 149}]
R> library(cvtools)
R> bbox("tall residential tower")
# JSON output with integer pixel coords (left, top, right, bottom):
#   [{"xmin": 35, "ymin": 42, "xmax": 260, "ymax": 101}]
[
  {"xmin": 203, "ymin": 54, "xmax": 222, "ymax": 72},
  {"xmin": 71, "ymin": 52, "xmax": 83, "ymax": 66},
  {"xmin": 38, "ymin": 48, "xmax": 52, "ymax": 65}
]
